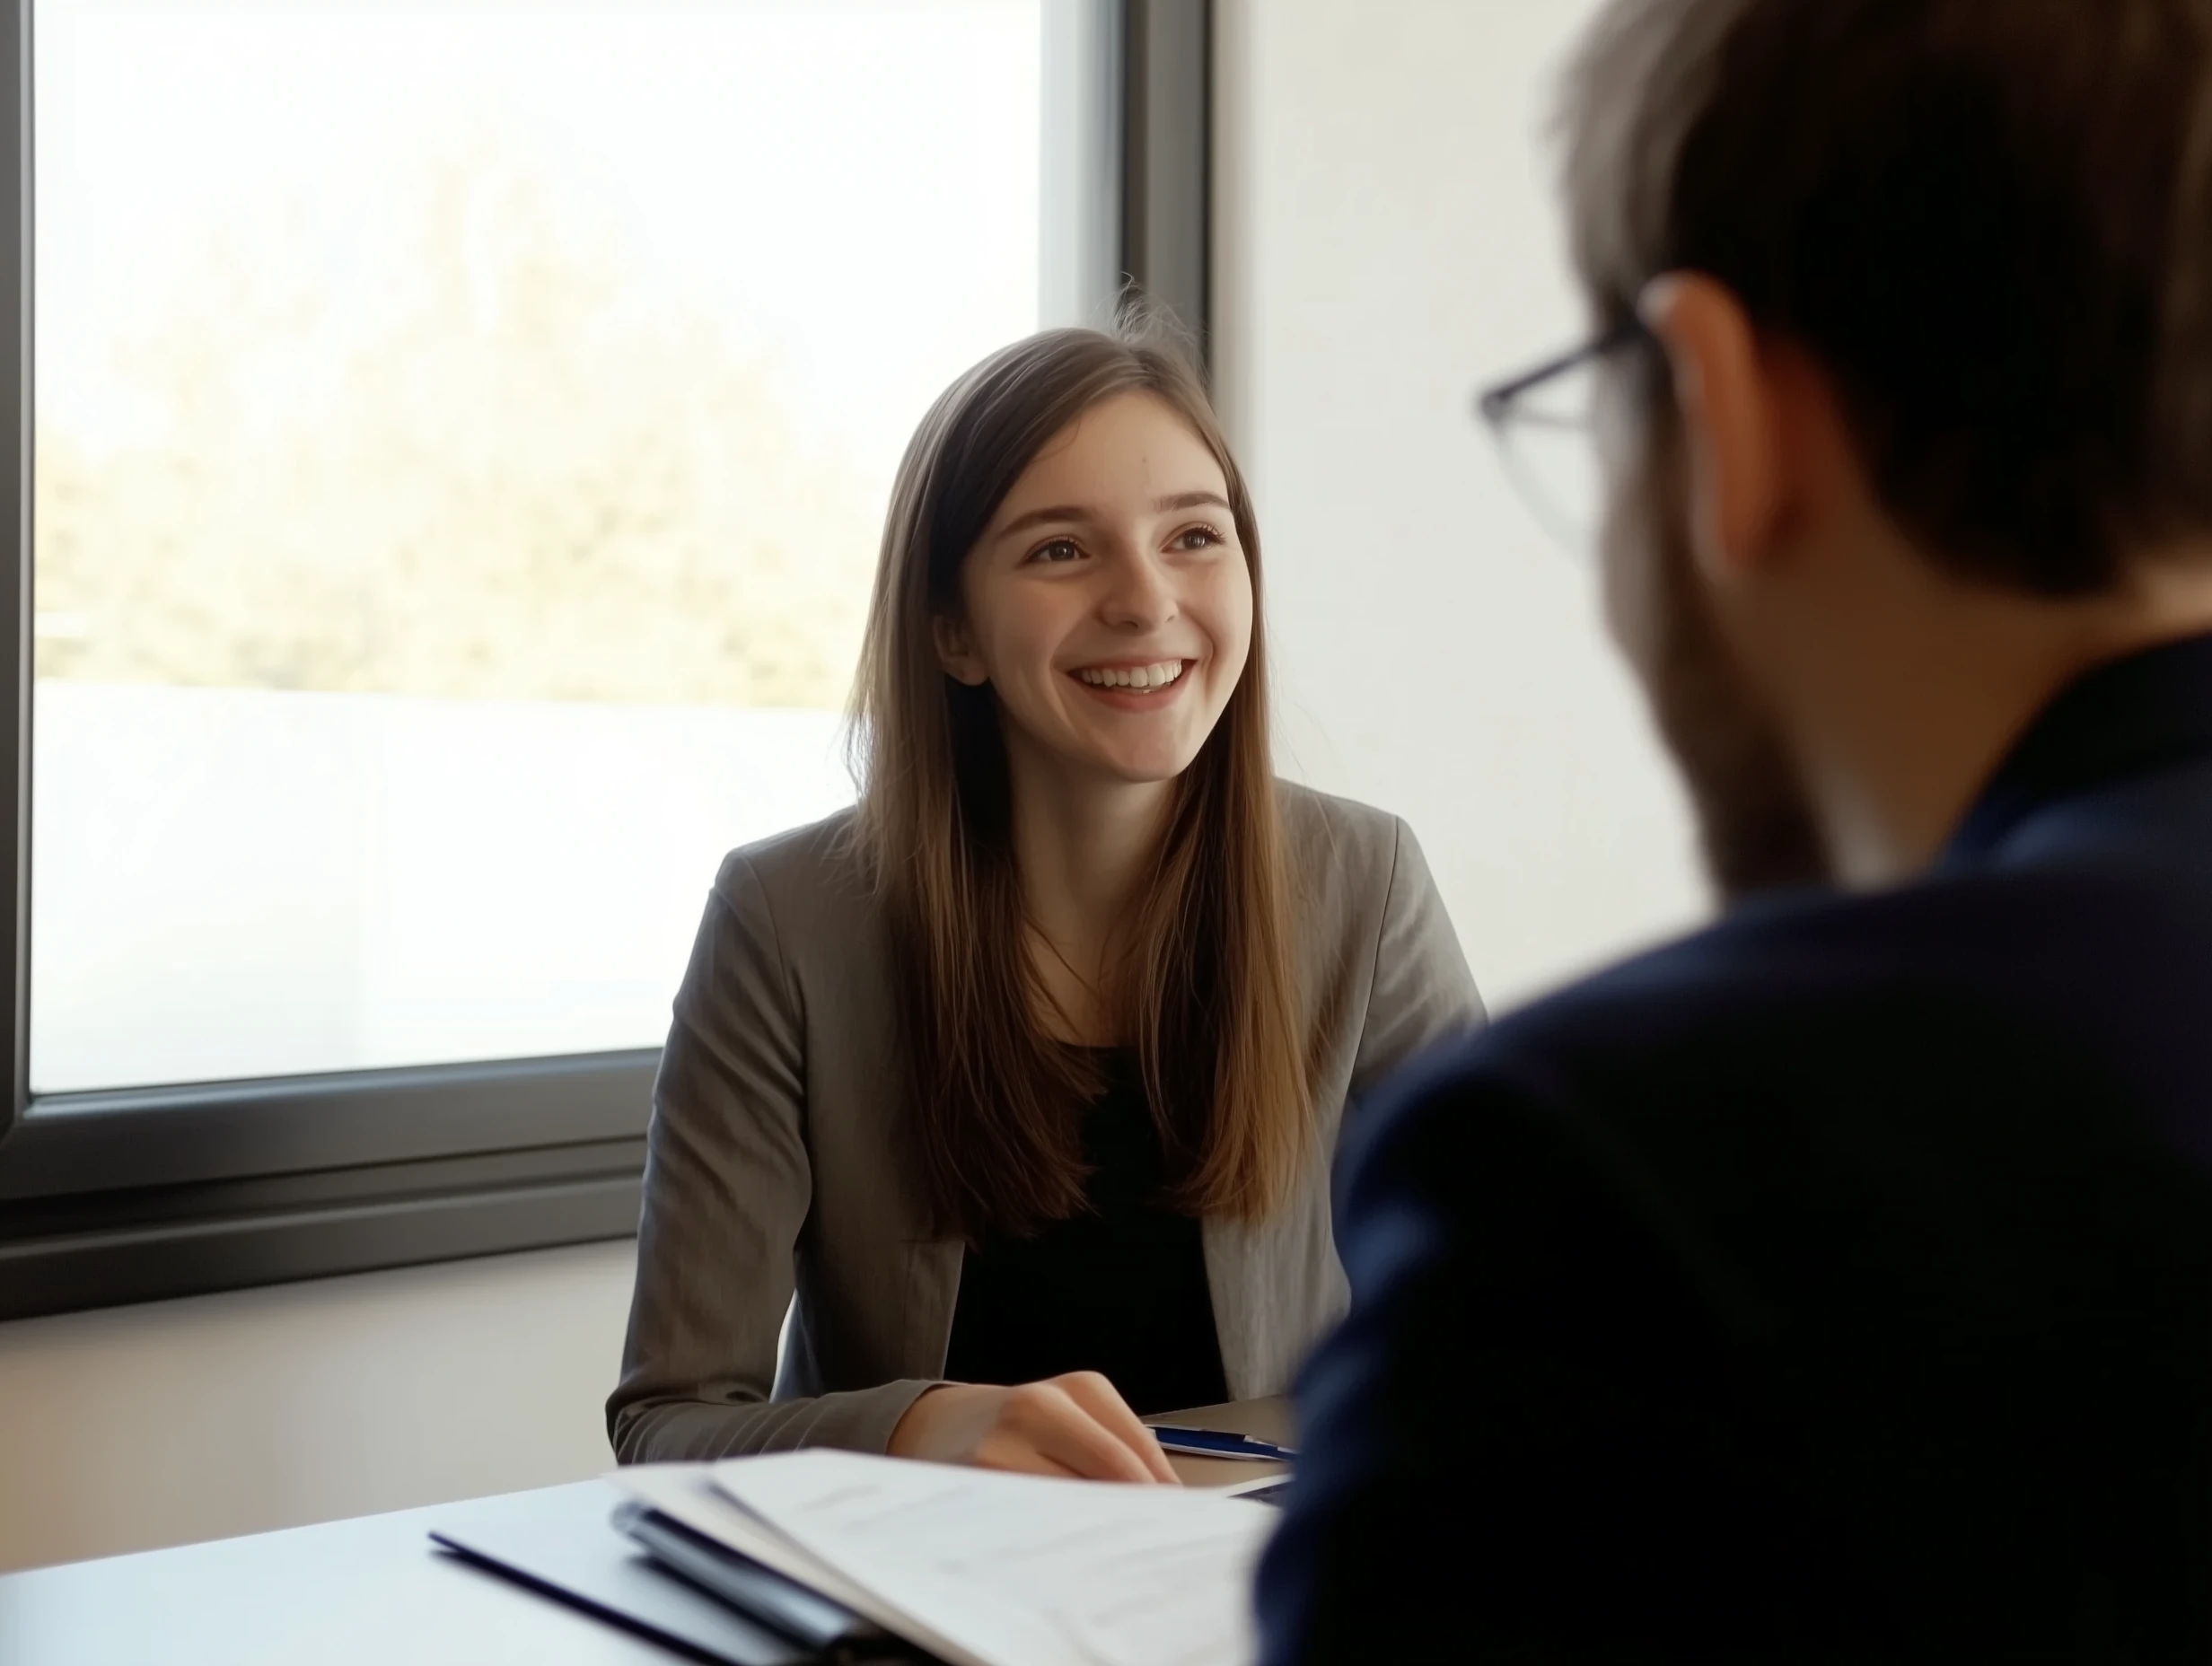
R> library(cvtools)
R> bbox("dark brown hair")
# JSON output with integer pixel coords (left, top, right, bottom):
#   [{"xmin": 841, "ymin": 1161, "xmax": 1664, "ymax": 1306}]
[
  {"xmin": 1559, "ymin": 0, "xmax": 2212, "ymax": 594},
  {"xmin": 847, "ymin": 320, "xmax": 1311, "ymax": 1242}
]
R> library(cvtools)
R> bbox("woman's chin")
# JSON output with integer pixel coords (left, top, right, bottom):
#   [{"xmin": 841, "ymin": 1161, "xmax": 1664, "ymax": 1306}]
[{"xmin": 1084, "ymin": 745, "xmax": 1203, "ymax": 787}]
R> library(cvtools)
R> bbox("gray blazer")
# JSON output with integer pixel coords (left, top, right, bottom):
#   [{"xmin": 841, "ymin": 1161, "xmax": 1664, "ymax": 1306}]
[{"xmin": 608, "ymin": 782, "xmax": 1482, "ymax": 1462}]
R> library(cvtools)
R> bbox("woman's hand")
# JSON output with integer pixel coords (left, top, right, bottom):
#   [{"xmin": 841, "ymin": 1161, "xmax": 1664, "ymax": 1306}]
[{"xmin": 887, "ymin": 1372, "xmax": 1181, "ymax": 1483}]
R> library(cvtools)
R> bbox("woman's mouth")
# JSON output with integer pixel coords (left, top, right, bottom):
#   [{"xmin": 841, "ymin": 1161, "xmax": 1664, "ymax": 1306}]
[
  {"xmin": 1072, "ymin": 659, "xmax": 1189, "ymax": 691},
  {"xmin": 1067, "ymin": 658, "xmax": 1195, "ymax": 711}
]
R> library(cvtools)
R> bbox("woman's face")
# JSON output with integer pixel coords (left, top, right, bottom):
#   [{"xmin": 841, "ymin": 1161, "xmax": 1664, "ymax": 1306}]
[{"xmin": 937, "ymin": 390, "xmax": 1254, "ymax": 788}]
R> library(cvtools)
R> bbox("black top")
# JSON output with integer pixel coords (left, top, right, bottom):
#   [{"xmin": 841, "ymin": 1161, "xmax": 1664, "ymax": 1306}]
[
  {"xmin": 944, "ymin": 1048, "xmax": 1228, "ymax": 1417},
  {"xmin": 1260, "ymin": 632, "xmax": 2212, "ymax": 1665}
]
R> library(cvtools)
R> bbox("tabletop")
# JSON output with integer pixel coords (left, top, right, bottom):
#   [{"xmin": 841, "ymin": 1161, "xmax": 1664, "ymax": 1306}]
[{"xmin": 0, "ymin": 1396, "xmax": 1293, "ymax": 1665}]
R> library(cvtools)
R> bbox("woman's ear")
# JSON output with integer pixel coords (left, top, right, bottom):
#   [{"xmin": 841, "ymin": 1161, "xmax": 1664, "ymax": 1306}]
[{"xmin": 932, "ymin": 614, "xmax": 989, "ymax": 688}]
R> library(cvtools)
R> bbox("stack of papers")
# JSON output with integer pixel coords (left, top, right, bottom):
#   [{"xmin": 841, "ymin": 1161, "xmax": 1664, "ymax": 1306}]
[{"xmin": 614, "ymin": 1451, "xmax": 1276, "ymax": 1666}]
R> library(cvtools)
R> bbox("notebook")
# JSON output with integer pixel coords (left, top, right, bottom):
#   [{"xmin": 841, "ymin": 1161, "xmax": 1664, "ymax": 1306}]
[{"xmin": 431, "ymin": 1482, "xmax": 821, "ymax": 1666}]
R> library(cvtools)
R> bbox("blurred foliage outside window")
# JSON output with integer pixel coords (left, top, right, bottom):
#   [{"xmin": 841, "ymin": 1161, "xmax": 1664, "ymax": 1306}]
[{"xmin": 34, "ymin": 147, "xmax": 881, "ymax": 710}]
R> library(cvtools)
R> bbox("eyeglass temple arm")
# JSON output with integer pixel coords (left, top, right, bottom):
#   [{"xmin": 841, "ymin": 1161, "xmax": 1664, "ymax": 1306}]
[{"xmin": 1474, "ymin": 316, "xmax": 1653, "ymax": 426}]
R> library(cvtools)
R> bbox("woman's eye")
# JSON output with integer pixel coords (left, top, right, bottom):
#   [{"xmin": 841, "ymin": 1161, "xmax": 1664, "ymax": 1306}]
[
  {"xmin": 1172, "ymin": 523, "xmax": 1226, "ymax": 552},
  {"xmin": 1028, "ymin": 538, "xmax": 1084, "ymax": 565}
]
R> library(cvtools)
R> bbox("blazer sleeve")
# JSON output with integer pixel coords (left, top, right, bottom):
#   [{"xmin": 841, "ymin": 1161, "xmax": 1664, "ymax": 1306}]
[
  {"xmin": 606, "ymin": 854, "xmax": 937, "ymax": 1461},
  {"xmin": 1347, "ymin": 817, "xmax": 1486, "ymax": 1101}
]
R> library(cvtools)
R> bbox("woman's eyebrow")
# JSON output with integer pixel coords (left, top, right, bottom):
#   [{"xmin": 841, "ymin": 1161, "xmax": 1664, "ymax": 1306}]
[
  {"xmin": 991, "ymin": 488, "xmax": 1232, "ymax": 543},
  {"xmin": 994, "ymin": 503, "xmax": 1093, "ymax": 540},
  {"xmin": 1154, "ymin": 489, "xmax": 1232, "ymax": 514}
]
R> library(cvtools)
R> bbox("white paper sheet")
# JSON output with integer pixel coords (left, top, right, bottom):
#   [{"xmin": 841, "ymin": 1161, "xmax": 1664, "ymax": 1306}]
[{"xmin": 707, "ymin": 1451, "xmax": 1272, "ymax": 1666}]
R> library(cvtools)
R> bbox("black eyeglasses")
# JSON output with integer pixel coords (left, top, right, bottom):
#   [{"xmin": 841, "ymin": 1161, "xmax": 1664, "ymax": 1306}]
[{"xmin": 1473, "ymin": 317, "xmax": 1655, "ymax": 551}]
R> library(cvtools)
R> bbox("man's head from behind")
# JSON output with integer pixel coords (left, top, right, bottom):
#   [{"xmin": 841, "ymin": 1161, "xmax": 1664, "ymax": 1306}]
[{"xmin": 1559, "ymin": 0, "xmax": 2212, "ymax": 897}]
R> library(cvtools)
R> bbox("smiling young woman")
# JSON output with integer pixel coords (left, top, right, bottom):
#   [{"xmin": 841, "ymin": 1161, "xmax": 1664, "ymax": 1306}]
[{"xmin": 608, "ymin": 320, "xmax": 1484, "ymax": 1483}]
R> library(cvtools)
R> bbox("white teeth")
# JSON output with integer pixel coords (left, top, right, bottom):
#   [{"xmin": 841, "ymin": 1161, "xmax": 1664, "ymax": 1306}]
[{"xmin": 1077, "ymin": 660, "xmax": 1186, "ymax": 689}]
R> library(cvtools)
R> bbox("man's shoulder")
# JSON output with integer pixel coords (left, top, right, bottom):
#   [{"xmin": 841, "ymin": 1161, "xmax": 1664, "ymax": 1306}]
[
  {"xmin": 1386, "ymin": 856, "xmax": 2212, "ymax": 1130},
  {"xmin": 1324, "ymin": 860, "xmax": 2212, "ymax": 1330}
]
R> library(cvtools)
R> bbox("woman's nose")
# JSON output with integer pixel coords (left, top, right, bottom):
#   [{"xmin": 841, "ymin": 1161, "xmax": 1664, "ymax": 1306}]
[{"xmin": 1099, "ymin": 550, "xmax": 1178, "ymax": 629}]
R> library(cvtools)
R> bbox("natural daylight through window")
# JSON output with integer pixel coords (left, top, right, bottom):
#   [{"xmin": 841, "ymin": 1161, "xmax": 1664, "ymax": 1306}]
[{"xmin": 31, "ymin": 0, "xmax": 1054, "ymax": 1091}]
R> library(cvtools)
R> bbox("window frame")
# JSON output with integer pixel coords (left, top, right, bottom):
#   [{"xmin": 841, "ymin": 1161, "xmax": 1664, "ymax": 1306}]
[{"xmin": 0, "ymin": 0, "xmax": 1214, "ymax": 1322}]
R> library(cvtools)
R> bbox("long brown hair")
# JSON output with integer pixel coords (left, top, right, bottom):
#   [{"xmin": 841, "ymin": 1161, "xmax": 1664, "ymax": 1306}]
[{"xmin": 847, "ymin": 320, "xmax": 1311, "ymax": 1242}]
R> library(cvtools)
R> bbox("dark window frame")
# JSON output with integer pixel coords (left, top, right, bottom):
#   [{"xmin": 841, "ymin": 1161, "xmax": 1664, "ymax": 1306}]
[{"xmin": 0, "ymin": 0, "xmax": 1213, "ymax": 1322}]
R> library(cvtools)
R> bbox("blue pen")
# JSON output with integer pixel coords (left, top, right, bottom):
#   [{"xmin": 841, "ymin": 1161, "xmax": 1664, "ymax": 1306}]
[{"xmin": 1148, "ymin": 1425, "xmax": 1298, "ymax": 1461}]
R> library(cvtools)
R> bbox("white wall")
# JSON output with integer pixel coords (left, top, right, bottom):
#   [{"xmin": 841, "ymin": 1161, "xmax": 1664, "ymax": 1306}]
[
  {"xmin": 0, "ymin": 0, "xmax": 1714, "ymax": 1581},
  {"xmin": 0, "ymin": 1241, "xmax": 636, "ymax": 1574},
  {"xmin": 1220, "ymin": 0, "xmax": 1707, "ymax": 1009}
]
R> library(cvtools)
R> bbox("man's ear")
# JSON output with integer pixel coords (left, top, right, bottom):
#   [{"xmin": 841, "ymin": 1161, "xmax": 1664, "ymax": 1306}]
[
  {"xmin": 1637, "ymin": 274, "xmax": 1786, "ymax": 583},
  {"xmin": 932, "ymin": 614, "xmax": 989, "ymax": 688}
]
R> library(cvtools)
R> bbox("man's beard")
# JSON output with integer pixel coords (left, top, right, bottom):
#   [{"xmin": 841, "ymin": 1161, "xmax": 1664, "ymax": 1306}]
[{"xmin": 1606, "ymin": 425, "xmax": 1830, "ymax": 904}]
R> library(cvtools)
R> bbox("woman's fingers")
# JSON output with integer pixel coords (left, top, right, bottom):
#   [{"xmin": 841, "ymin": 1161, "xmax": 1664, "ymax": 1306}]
[
  {"xmin": 1049, "ymin": 1372, "xmax": 1181, "ymax": 1483},
  {"xmin": 886, "ymin": 1373, "xmax": 1183, "ymax": 1484},
  {"xmin": 997, "ymin": 1378, "xmax": 1171, "ymax": 1483},
  {"xmin": 969, "ymin": 1434, "xmax": 1087, "ymax": 1480}
]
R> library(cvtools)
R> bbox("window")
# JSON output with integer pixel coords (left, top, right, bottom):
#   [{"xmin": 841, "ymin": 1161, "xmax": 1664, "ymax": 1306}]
[{"xmin": 0, "ymin": 0, "xmax": 1211, "ymax": 1319}]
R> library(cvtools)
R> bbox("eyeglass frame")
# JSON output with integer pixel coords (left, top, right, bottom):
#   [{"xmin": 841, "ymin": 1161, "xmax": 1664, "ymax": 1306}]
[
  {"xmin": 1473, "ymin": 314, "xmax": 1656, "ymax": 434},
  {"xmin": 1470, "ymin": 315, "xmax": 1660, "ymax": 550}
]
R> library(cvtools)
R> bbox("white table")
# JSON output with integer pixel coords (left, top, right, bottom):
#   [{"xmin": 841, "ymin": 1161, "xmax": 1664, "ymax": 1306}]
[{"xmin": 0, "ymin": 1397, "xmax": 1293, "ymax": 1663}]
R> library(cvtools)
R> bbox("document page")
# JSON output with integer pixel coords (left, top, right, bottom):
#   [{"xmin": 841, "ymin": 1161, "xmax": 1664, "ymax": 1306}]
[{"xmin": 709, "ymin": 1451, "xmax": 1272, "ymax": 1666}]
